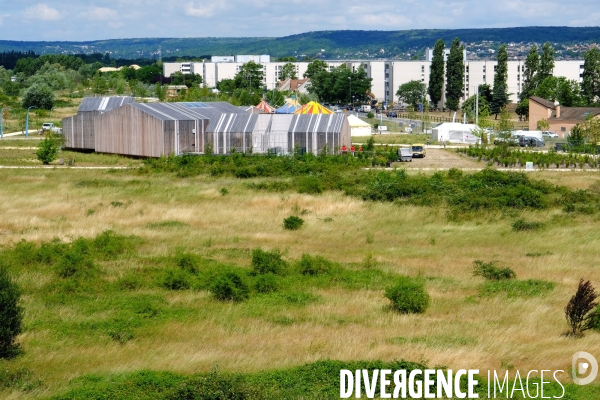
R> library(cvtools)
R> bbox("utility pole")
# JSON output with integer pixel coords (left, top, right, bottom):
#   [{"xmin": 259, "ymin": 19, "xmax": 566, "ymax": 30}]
[{"xmin": 26, "ymin": 106, "xmax": 36, "ymax": 138}]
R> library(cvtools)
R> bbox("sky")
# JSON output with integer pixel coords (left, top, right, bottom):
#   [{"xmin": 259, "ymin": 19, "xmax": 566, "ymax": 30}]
[{"xmin": 1, "ymin": 0, "xmax": 599, "ymax": 41}]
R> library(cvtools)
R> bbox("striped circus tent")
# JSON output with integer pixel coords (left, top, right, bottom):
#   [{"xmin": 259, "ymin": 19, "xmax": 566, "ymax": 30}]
[
  {"xmin": 275, "ymin": 102, "xmax": 299, "ymax": 114},
  {"xmin": 255, "ymin": 100, "xmax": 276, "ymax": 113},
  {"xmin": 294, "ymin": 101, "xmax": 334, "ymax": 114}
]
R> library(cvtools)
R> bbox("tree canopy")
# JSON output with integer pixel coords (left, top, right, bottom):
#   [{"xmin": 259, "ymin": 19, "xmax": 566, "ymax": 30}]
[
  {"xmin": 428, "ymin": 39, "xmax": 445, "ymax": 108},
  {"xmin": 490, "ymin": 44, "xmax": 509, "ymax": 118},
  {"xmin": 396, "ymin": 80, "xmax": 426, "ymax": 109},
  {"xmin": 306, "ymin": 63, "xmax": 372, "ymax": 104},
  {"xmin": 445, "ymin": 37, "xmax": 464, "ymax": 111},
  {"xmin": 582, "ymin": 47, "xmax": 600, "ymax": 105}
]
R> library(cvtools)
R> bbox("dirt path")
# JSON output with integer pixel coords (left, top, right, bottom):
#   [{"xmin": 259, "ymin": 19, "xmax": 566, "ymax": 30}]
[{"xmin": 392, "ymin": 148, "xmax": 481, "ymax": 169}]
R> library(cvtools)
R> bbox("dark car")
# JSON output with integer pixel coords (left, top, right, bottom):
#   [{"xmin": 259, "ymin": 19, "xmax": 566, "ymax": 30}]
[
  {"xmin": 519, "ymin": 137, "xmax": 545, "ymax": 147},
  {"xmin": 387, "ymin": 111, "xmax": 397, "ymax": 118}
]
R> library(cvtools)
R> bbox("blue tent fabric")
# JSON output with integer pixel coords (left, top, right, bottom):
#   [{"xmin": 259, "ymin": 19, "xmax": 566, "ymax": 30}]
[{"xmin": 275, "ymin": 103, "xmax": 298, "ymax": 114}]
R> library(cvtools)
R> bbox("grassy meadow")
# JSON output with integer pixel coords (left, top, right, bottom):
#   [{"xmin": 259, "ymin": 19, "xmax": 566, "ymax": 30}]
[{"xmin": 1, "ymin": 152, "xmax": 600, "ymax": 398}]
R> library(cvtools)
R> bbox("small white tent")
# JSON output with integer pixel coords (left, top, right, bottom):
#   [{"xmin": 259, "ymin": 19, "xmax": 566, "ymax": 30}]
[
  {"xmin": 432, "ymin": 122, "xmax": 480, "ymax": 144},
  {"xmin": 348, "ymin": 115, "xmax": 372, "ymax": 136}
]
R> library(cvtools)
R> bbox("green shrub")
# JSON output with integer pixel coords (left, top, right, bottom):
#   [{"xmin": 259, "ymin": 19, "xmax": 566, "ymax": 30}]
[
  {"xmin": 283, "ymin": 215, "xmax": 304, "ymax": 230},
  {"xmin": 210, "ymin": 271, "xmax": 250, "ymax": 302},
  {"xmin": 174, "ymin": 252, "xmax": 199, "ymax": 274},
  {"xmin": 166, "ymin": 370, "xmax": 260, "ymax": 400},
  {"xmin": 54, "ymin": 238, "xmax": 96, "ymax": 279},
  {"xmin": 0, "ymin": 264, "xmax": 23, "ymax": 358},
  {"xmin": 367, "ymin": 111, "xmax": 374, "ymax": 119},
  {"xmin": 92, "ymin": 230, "xmax": 137, "ymax": 260},
  {"xmin": 384, "ymin": 276, "xmax": 430, "ymax": 314},
  {"xmin": 480, "ymin": 279, "xmax": 555, "ymax": 298},
  {"xmin": 254, "ymin": 273, "xmax": 279, "ymax": 293},
  {"xmin": 296, "ymin": 175, "xmax": 324, "ymax": 194},
  {"xmin": 251, "ymin": 248, "xmax": 287, "ymax": 275},
  {"xmin": 160, "ymin": 269, "xmax": 190, "ymax": 290},
  {"xmin": 512, "ymin": 218, "xmax": 544, "ymax": 232},
  {"xmin": 472, "ymin": 260, "xmax": 516, "ymax": 280},
  {"xmin": 298, "ymin": 254, "xmax": 332, "ymax": 276},
  {"xmin": 36, "ymin": 135, "xmax": 60, "ymax": 165}
]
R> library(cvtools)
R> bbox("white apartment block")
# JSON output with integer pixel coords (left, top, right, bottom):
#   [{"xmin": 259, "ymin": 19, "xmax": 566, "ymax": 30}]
[{"xmin": 163, "ymin": 58, "xmax": 585, "ymax": 106}]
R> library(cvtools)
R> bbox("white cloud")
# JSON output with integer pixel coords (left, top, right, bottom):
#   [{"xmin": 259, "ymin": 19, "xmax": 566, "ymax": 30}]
[
  {"xmin": 22, "ymin": 4, "xmax": 62, "ymax": 21},
  {"xmin": 80, "ymin": 7, "xmax": 119, "ymax": 21},
  {"xmin": 185, "ymin": 2, "xmax": 225, "ymax": 18}
]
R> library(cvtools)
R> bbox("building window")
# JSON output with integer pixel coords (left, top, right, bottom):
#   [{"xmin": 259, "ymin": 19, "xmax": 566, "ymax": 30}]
[
  {"xmin": 494, "ymin": 66, "xmax": 497, "ymax": 72},
  {"xmin": 483, "ymin": 75, "xmax": 486, "ymax": 80},
  {"xmin": 465, "ymin": 66, "xmax": 469, "ymax": 72},
  {"xmin": 561, "ymin": 127, "xmax": 566, "ymax": 132}
]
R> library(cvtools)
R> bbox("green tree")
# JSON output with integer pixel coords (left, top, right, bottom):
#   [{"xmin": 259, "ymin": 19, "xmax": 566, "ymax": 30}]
[
  {"xmin": 91, "ymin": 72, "xmax": 108, "ymax": 95},
  {"xmin": 581, "ymin": 47, "xmax": 600, "ymax": 105},
  {"xmin": 396, "ymin": 80, "xmax": 426, "ymax": 109},
  {"xmin": 170, "ymin": 72, "xmax": 203, "ymax": 88},
  {"xmin": 491, "ymin": 44, "xmax": 509, "ymax": 119},
  {"xmin": 461, "ymin": 86, "xmax": 492, "ymax": 121},
  {"xmin": 154, "ymin": 82, "xmax": 167, "ymax": 101},
  {"xmin": 516, "ymin": 98, "xmax": 529, "ymax": 120},
  {"xmin": 21, "ymin": 83, "xmax": 54, "ymax": 110},
  {"xmin": 36, "ymin": 134, "xmax": 61, "ymax": 164},
  {"xmin": 303, "ymin": 60, "xmax": 328, "ymax": 79},
  {"xmin": 445, "ymin": 37, "xmax": 464, "ymax": 111},
  {"xmin": 520, "ymin": 45, "xmax": 539, "ymax": 101},
  {"xmin": 0, "ymin": 264, "xmax": 23, "ymax": 358},
  {"xmin": 534, "ymin": 76, "xmax": 585, "ymax": 107},
  {"xmin": 539, "ymin": 42, "xmax": 555, "ymax": 82},
  {"xmin": 280, "ymin": 62, "xmax": 298, "ymax": 80},
  {"xmin": 495, "ymin": 107, "xmax": 514, "ymax": 143},
  {"xmin": 233, "ymin": 61, "xmax": 264, "ymax": 92},
  {"xmin": 428, "ymin": 39, "xmax": 445, "ymax": 108}
]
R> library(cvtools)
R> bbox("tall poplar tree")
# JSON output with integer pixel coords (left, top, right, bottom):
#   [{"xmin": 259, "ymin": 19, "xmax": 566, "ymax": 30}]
[
  {"xmin": 538, "ymin": 42, "xmax": 555, "ymax": 82},
  {"xmin": 445, "ymin": 37, "xmax": 464, "ymax": 112},
  {"xmin": 519, "ymin": 45, "xmax": 539, "ymax": 102},
  {"xmin": 428, "ymin": 39, "xmax": 445, "ymax": 109},
  {"xmin": 582, "ymin": 47, "xmax": 600, "ymax": 105},
  {"xmin": 491, "ymin": 44, "xmax": 509, "ymax": 119}
]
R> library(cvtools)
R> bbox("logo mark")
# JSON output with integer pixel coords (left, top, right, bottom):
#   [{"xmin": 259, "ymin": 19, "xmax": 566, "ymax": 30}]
[{"xmin": 572, "ymin": 351, "xmax": 598, "ymax": 385}]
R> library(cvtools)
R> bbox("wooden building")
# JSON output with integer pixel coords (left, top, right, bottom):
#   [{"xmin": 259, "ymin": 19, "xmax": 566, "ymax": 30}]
[
  {"xmin": 64, "ymin": 98, "xmax": 350, "ymax": 157},
  {"xmin": 62, "ymin": 97, "xmax": 134, "ymax": 150}
]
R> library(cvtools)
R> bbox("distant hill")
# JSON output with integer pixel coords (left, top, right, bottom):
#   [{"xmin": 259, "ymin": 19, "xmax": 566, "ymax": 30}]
[{"xmin": 1, "ymin": 27, "xmax": 599, "ymax": 61}]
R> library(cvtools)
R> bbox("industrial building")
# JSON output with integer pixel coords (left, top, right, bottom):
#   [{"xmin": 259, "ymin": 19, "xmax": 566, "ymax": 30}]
[{"xmin": 63, "ymin": 97, "xmax": 350, "ymax": 158}]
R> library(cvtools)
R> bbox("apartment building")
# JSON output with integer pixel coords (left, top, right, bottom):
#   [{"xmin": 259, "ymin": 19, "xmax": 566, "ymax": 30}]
[{"xmin": 163, "ymin": 57, "xmax": 584, "ymax": 106}]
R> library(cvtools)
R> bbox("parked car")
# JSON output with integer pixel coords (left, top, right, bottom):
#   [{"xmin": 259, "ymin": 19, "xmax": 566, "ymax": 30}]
[
  {"xmin": 411, "ymin": 143, "xmax": 426, "ymax": 158},
  {"xmin": 41, "ymin": 122, "xmax": 62, "ymax": 134},
  {"xmin": 519, "ymin": 136, "xmax": 545, "ymax": 147},
  {"xmin": 542, "ymin": 131, "xmax": 559, "ymax": 138},
  {"xmin": 387, "ymin": 111, "xmax": 397, "ymax": 118},
  {"xmin": 397, "ymin": 147, "xmax": 412, "ymax": 162},
  {"xmin": 405, "ymin": 126, "xmax": 413, "ymax": 133}
]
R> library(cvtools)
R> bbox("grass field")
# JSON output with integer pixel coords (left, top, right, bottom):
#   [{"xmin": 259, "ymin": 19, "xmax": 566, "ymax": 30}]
[{"xmin": 1, "ymin": 151, "xmax": 600, "ymax": 398}]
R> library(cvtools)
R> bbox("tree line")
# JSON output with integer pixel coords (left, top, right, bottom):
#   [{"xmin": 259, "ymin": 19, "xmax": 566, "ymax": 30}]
[{"xmin": 395, "ymin": 37, "xmax": 600, "ymax": 121}]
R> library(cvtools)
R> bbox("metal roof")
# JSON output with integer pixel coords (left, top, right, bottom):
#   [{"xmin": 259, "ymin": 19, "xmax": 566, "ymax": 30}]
[
  {"xmin": 289, "ymin": 114, "xmax": 346, "ymax": 134},
  {"xmin": 78, "ymin": 96, "xmax": 134, "ymax": 112},
  {"xmin": 207, "ymin": 113, "xmax": 258, "ymax": 134}
]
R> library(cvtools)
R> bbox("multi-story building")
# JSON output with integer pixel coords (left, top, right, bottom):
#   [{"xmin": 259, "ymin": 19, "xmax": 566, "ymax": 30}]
[{"xmin": 163, "ymin": 56, "xmax": 585, "ymax": 106}]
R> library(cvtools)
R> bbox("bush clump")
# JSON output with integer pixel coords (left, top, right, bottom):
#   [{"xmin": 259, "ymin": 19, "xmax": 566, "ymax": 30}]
[
  {"xmin": 283, "ymin": 215, "xmax": 304, "ymax": 230},
  {"xmin": 512, "ymin": 218, "xmax": 544, "ymax": 232},
  {"xmin": 0, "ymin": 265, "xmax": 23, "ymax": 358},
  {"xmin": 296, "ymin": 176, "xmax": 324, "ymax": 194},
  {"xmin": 160, "ymin": 269, "xmax": 190, "ymax": 290},
  {"xmin": 472, "ymin": 260, "xmax": 516, "ymax": 280},
  {"xmin": 253, "ymin": 273, "xmax": 279, "ymax": 294},
  {"xmin": 384, "ymin": 276, "xmax": 430, "ymax": 314},
  {"xmin": 298, "ymin": 254, "xmax": 333, "ymax": 276},
  {"xmin": 251, "ymin": 248, "xmax": 287, "ymax": 275},
  {"xmin": 174, "ymin": 252, "xmax": 199, "ymax": 274},
  {"xmin": 54, "ymin": 238, "xmax": 97, "ymax": 279},
  {"xmin": 210, "ymin": 270, "xmax": 250, "ymax": 302}
]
